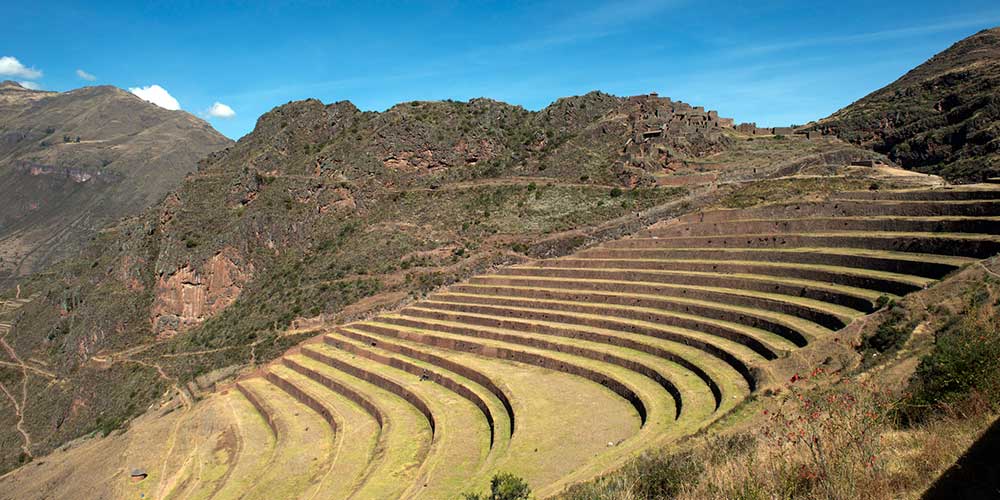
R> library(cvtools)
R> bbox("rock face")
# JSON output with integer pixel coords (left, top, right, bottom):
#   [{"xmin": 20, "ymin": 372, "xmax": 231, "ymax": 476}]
[
  {"xmin": 0, "ymin": 81, "xmax": 232, "ymax": 287},
  {"xmin": 151, "ymin": 248, "xmax": 252, "ymax": 339},
  {"xmin": 811, "ymin": 27, "xmax": 1000, "ymax": 182}
]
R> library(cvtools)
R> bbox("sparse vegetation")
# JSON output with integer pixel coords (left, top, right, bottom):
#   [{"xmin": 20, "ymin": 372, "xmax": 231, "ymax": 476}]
[{"xmin": 901, "ymin": 278, "xmax": 1000, "ymax": 424}]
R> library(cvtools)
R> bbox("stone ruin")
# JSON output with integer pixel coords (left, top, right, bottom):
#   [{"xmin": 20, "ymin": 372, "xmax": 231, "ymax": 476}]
[
  {"xmin": 735, "ymin": 123, "xmax": 827, "ymax": 140},
  {"xmin": 619, "ymin": 93, "xmax": 735, "ymax": 182}
]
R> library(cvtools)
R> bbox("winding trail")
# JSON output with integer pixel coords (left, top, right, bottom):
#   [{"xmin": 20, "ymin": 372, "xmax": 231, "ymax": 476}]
[{"xmin": 0, "ymin": 335, "xmax": 34, "ymax": 458}]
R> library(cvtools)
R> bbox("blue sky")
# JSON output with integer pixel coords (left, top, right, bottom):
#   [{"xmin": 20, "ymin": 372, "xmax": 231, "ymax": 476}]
[{"xmin": 4, "ymin": 0, "xmax": 1000, "ymax": 140}]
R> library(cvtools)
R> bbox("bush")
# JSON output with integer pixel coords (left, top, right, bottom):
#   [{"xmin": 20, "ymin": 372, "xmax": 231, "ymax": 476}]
[
  {"xmin": 859, "ymin": 306, "xmax": 912, "ymax": 367},
  {"xmin": 463, "ymin": 473, "xmax": 532, "ymax": 500},
  {"xmin": 902, "ymin": 309, "xmax": 1000, "ymax": 423},
  {"xmin": 629, "ymin": 450, "xmax": 701, "ymax": 499},
  {"xmin": 560, "ymin": 449, "xmax": 701, "ymax": 499},
  {"xmin": 609, "ymin": 187, "xmax": 623, "ymax": 198}
]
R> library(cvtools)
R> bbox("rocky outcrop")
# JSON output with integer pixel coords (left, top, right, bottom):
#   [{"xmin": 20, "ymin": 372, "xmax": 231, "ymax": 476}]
[{"xmin": 151, "ymin": 248, "xmax": 252, "ymax": 339}]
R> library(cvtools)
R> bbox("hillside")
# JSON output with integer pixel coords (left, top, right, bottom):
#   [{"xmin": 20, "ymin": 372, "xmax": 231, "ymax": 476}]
[
  {"xmin": 812, "ymin": 27, "xmax": 1000, "ymax": 182},
  {"xmin": 0, "ymin": 81, "xmax": 232, "ymax": 287},
  {"xmin": 6, "ymin": 176, "xmax": 999, "ymax": 498},
  {"xmin": 0, "ymin": 89, "xmax": 897, "ymax": 476}
]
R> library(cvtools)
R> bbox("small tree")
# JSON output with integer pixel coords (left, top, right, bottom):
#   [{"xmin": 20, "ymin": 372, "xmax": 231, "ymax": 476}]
[{"xmin": 463, "ymin": 473, "xmax": 531, "ymax": 500}]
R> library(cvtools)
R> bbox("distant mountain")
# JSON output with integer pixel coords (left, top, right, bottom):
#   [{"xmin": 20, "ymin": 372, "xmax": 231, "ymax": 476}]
[
  {"xmin": 0, "ymin": 81, "xmax": 232, "ymax": 287},
  {"xmin": 812, "ymin": 27, "xmax": 1000, "ymax": 182}
]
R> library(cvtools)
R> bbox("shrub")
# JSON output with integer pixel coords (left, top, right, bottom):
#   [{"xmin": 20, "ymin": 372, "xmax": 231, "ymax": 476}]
[
  {"xmin": 902, "ymin": 308, "xmax": 1000, "ymax": 423},
  {"xmin": 629, "ymin": 450, "xmax": 701, "ymax": 499},
  {"xmin": 463, "ymin": 473, "xmax": 532, "ymax": 500},
  {"xmin": 859, "ymin": 306, "xmax": 912, "ymax": 367},
  {"xmin": 874, "ymin": 294, "xmax": 894, "ymax": 309},
  {"xmin": 559, "ymin": 449, "xmax": 701, "ymax": 499},
  {"xmin": 609, "ymin": 187, "xmax": 623, "ymax": 198}
]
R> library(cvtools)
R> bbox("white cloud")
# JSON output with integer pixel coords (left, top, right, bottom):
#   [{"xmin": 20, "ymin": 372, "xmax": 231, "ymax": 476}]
[
  {"xmin": 18, "ymin": 81, "xmax": 41, "ymax": 90},
  {"xmin": 0, "ymin": 56, "xmax": 42, "ymax": 79},
  {"xmin": 206, "ymin": 101, "xmax": 236, "ymax": 118},
  {"xmin": 76, "ymin": 69, "xmax": 96, "ymax": 81},
  {"xmin": 128, "ymin": 84, "xmax": 181, "ymax": 110}
]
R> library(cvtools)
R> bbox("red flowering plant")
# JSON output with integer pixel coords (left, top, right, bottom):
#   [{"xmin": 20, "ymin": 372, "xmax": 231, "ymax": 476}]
[{"xmin": 758, "ymin": 367, "xmax": 898, "ymax": 500}]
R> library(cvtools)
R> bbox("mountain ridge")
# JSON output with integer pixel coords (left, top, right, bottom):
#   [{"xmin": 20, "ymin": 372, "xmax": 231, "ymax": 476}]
[
  {"xmin": 0, "ymin": 81, "xmax": 232, "ymax": 287},
  {"xmin": 812, "ymin": 26, "xmax": 1000, "ymax": 182}
]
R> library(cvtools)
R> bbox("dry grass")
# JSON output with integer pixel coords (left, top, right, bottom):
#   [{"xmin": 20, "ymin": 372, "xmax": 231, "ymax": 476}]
[{"xmin": 558, "ymin": 370, "xmax": 994, "ymax": 500}]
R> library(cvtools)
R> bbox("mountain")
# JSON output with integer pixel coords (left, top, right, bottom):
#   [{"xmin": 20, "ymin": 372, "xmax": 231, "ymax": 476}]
[
  {"xmin": 0, "ymin": 89, "xmax": 891, "ymax": 474},
  {"xmin": 811, "ymin": 27, "xmax": 1000, "ymax": 182},
  {"xmin": 0, "ymin": 81, "xmax": 232, "ymax": 287}
]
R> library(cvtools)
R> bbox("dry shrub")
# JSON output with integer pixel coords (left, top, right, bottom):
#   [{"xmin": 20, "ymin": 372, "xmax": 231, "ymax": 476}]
[
  {"xmin": 678, "ymin": 369, "xmax": 896, "ymax": 500},
  {"xmin": 557, "ymin": 373, "xmax": 992, "ymax": 500}
]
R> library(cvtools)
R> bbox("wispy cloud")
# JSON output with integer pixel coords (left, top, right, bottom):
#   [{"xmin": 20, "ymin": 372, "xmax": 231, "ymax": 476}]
[
  {"xmin": 18, "ymin": 81, "xmax": 42, "ymax": 90},
  {"xmin": 220, "ymin": 69, "xmax": 441, "ymax": 102},
  {"xmin": 0, "ymin": 56, "xmax": 42, "ymax": 79},
  {"xmin": 509, "ymin": 0, "xmax": 686, "ymax": 53},
  {"xmin": 731, "ymin": 14, "xmax": 1000, "ymax": 56},
  {"xmin": 76, "ymin": 69, "xmax": 97, "ymax": 81},
  {"xmin": 558, "ymin": 0, "xmax": 685, "ymax": 30}
]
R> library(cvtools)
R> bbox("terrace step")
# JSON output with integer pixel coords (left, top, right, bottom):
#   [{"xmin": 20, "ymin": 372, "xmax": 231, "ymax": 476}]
[
  {"xmin": 323, "ymin": 330, "xmax": 509, "ymax": 451},
  {"xmin": 338, "ymin": 323, "xmax": 650, "ymax": 490},
  {"xmin": 233, "ymin": 377, "xmax": 335, "ymax": 500},
  {"xmin": 422, "ymin": 287, "xmax": 830, "ymax": 353},
  {"xmin": 831, "ymin": 187, "xmax": 1000, "ymax": 201},
  {"xmin": 678, "ymin": 199, "xmax": 1000, "ymax": 223},
  {"xmin": 644, "ymin": 216, "xmax": 1000, "ymax": 238},
  {"xmin": 333, "ymin": 326, "xmax": 515, "ymax": 440},
  {"xmin": 463, "ymin": 273, "xmax": 863, "ymax": 329},
  {"xmin": 284, "ymin": 354, "xmax": 432, "ymax": 499},
  {"xmin": 354, "ymin": 318, "xmax": 677, "ymax": 424},
  {"xmin": 480, "ymin": 266, "xmax": 883, "ymax": 313},
  {"xmin": 305, "ymin": 341, "xmax": 491, "ymax": 498},
  {"xmin": 207, "ymin": 391, "xmax": 278, "ymax": 499},
  {"xmin": 520, "ymin": 260, "xmax": 928, "ymax": 298},
  {"xmin": 268, "ymin": 364, "xmax": 381, "ymax": 498},
  {"xmin": 573, "ymin": 247, "xmax": 972, "ymax": 280},
  {"xmin": 298, "ymin": 346, "xmax": 437, "ymax": 437},
  {"xmin": 265, "ymin": 365, "xmax": 379, "ymax": 499},
  {"xmin": 380, "ymin": 304, "xmax": 750, "ymax": 410},
  {"xmin": 601, "ymin": 232, "xmax": 1000, "ymax": 259},
  {"xmin": 355, "ymin": 317, "xmax": 716, "ymax": 432}
]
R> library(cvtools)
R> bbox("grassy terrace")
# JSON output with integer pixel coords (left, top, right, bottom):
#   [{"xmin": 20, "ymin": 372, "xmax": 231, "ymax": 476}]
[
  {"xmin": 338, "ymin": 324, "xmax": 644, "ymax": 490},
  {"xmin": 572, "ymin": 247, "xmax": 974, "ymax": 279},
  {"xmin": 97, "ymin": 184, "xmax": 1000, "ymax": 498},
  {"xmin": 499, "ymin": 265, "xmax": 892, "ymax": 308},
  {"xmin": 234, "ymin": 378, "xmax": 335, "ymax": 499},
  {"xmin": 450, "ymin": 276, "xmax": 862, "ymax": 327},
  {"xmin": 283, "ymin": 353, "xmax": 432, "ymax": 499},
  {"xmin": 305, "ymin": 341, "xmax": 492, "ymax": 498},
  {"xmin": 266, "ymin": 365, "xmax": 379, "ymax": 498}
]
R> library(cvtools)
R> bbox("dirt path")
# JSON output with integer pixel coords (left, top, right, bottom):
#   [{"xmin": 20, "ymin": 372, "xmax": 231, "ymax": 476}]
[
  {"xmin": 0, "ymin": 379, "xmax": 32, "ymax": 459},
  {"xmin": 0, "ymin": 334, "xmax": 35, "ymax": 458}
]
